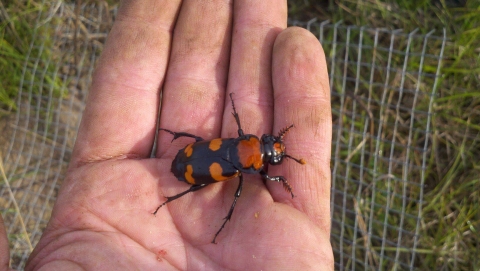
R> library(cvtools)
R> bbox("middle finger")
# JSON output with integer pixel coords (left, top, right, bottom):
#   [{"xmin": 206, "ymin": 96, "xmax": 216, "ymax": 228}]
[
  {"xmin": 222, "ymin": 0, "xmax": 288, "ymax": 137},
  {"xmin": 158, "ymin": 0, "xmax": 233, "ymax": 157}
]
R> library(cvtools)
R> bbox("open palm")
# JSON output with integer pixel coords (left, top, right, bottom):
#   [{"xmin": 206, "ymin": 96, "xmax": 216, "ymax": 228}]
[{"xmin": 25, "ymin": 1, "xmax": 333, "ymax": 270}]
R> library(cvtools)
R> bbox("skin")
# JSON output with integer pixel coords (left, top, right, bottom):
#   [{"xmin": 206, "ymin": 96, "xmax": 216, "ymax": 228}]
[
  {"xmin": 0, "ymin": 0, "xmax": 335, "ymax": 270},
  {"xmin": 1, "ymin": 214, "xmax": 13, "ymax": 271}
]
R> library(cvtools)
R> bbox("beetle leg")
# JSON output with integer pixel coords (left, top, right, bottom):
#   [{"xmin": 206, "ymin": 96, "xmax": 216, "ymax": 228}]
[
  {"xmin": 152, "ymin": 184, "xmax": 208, "ymax": 215},
  {"xmin": 159, "ymin": 128, "xmax": 204, "ymax": 142},
  {"xmin": 229, "ymin": 93, "xmax": 244, "ymax": 137},
  {"xmin": 212, "ymin": 173, "xmax": 244, "ymax": 244},
  {"xmin": 260, "ymin": 170, "xmax": 295, "ymax": 198}
]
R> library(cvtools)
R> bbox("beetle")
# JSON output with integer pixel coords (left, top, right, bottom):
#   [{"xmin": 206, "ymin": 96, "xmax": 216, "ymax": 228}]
[{"xmin": 154, "ymin": 93, "xmax": 306, "ymax": 243}]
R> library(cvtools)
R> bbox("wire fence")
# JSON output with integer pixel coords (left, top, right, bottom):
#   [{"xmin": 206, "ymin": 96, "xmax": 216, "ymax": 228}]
[
  {"xmin": 297, "ymin": 21, "xmax": 446, "ymax": 270},
  {"xmin": 0, "ymin": 2, "xmax": 446, "ymax": 270}
]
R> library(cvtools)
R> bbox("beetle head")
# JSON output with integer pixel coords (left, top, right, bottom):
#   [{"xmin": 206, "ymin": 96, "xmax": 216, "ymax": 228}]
[{"xmin": 261, "ymin": 124, "xmax": 306, "ymax": 166}]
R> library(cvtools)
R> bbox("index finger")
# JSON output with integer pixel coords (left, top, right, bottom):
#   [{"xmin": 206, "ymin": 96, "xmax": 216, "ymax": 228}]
[
  {"xmin": 269, "ymin": 27, "xmax": 332, "ymax": 232},
  {"xmin": 71, "ymin": 1, "xmax": 182, "ymax": 166}
]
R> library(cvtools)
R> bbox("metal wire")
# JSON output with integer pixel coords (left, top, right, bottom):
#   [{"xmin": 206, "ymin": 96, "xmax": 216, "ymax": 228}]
[
  {"xmin": 311, "ymin": 22, "xmax": 444, "ymax": 270},
  {"xmin": 293, "ymin": 18, "xmax": 446, "ymax": 270},
  {"xmin": 0, "ymin": 3, "xmax": 446, "ymax": 270},
  {"xmin": 1, "ymin": 2, "xmax": 111, "ymax": 269}
]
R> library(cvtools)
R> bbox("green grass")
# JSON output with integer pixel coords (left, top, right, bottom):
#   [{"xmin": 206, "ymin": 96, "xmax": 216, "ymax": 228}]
[{"xmin": 0, "ymin": 0, "xmax": 65, "ymax": 114}]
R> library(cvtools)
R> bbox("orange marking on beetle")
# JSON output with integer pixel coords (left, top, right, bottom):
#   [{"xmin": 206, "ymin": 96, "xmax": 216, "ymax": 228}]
[
  {"xmin": 237, "ymin": 137, "xmax": 263, "ymax": 170},
  {"xmin": 185, "ymin": 164, "xmax": 195, "ymax": 184},
  {"xmin": 209, "ymin": 138, "xmax": 223, "ymax": 151},
  {"xmin": 209, "ymin": 162, "xmax": 239, "ymax": 182},
  {"xmin": 184, "ymin": 143, "xmax": 194, "ymax": 157}
]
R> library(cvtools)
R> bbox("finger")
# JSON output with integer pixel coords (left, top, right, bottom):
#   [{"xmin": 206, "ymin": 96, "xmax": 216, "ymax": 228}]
[
  {"xmin": 269, "ymin": 27, "xmax": 332, "ymax": 232},
  {"xmin": 0, "ymin": 214, "xmax": 10, "ymax": 270},
  {"xmin": 222, "ymin": 0, "xmax": 287, "ymax": 137},
  {"xmin": 157, "ymin": 0, "xmax": 233, "ymax": 158},
  {"xmin": 71, "ymin": 0, "xmax": 182, "ymax": 166}
]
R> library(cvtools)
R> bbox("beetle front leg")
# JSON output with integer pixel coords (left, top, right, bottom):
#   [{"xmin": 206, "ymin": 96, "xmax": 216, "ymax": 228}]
[
  {"xmin": 159, "ymin": 128, "xmax": 204, "ymax": 142},
  {"xmin": 260, "ymin": 170, "xmax": 295, "ymax": 198}
]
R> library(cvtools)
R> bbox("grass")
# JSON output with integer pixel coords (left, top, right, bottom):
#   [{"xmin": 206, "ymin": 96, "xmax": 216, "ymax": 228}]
[
  {"xmin": 0, "ymin": 0, "xmax": 65, "ymax": 114},
  {"xmin": 0, "ymin": 0, "xmax": 478, "ymax": 270},
  {"xmin": 0, "ymin": 150, "xmax": 33, "ymax": 252}
]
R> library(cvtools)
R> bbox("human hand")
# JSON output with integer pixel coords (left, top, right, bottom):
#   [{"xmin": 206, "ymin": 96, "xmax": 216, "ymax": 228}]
[{"xmin": 25, "ymin": 1, "xmax": 333, "ymax": 270}]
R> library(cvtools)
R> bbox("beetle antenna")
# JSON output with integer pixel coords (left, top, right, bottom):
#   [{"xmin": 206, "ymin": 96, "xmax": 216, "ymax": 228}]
[
  {"xmin": 278, "ymin": 124, "xmax": 294, "ymax": 139},
  {"xmin": 285, "ymin": 154, "xmax": 306, "ymax": 165}
]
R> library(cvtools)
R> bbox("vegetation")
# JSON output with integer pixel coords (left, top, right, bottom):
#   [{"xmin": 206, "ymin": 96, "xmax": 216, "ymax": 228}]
[{"xmin": 0, "ymin": 0, "xmax": 64, "ymax": 115}]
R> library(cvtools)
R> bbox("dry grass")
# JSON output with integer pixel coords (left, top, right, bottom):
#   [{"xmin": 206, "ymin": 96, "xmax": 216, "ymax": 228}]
[{"xmin": 0, "ymin": 150, "xmax": 33, "ymax": 252}]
